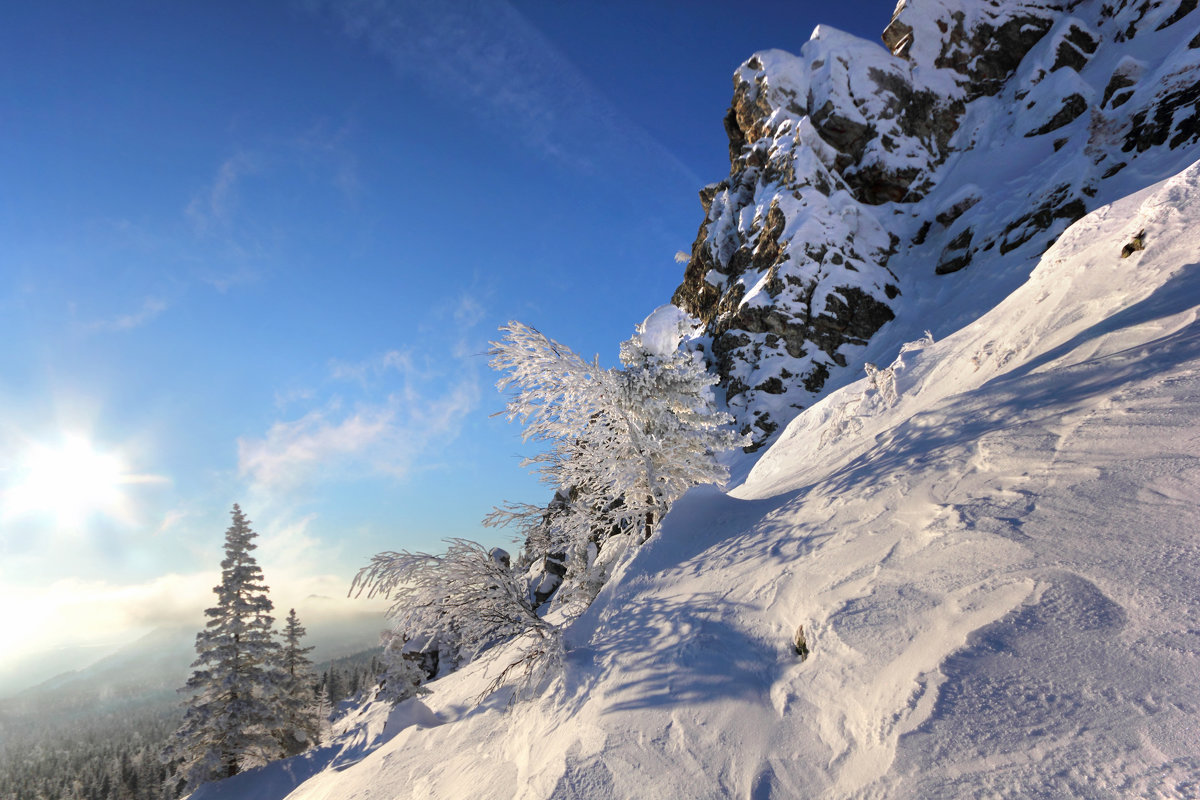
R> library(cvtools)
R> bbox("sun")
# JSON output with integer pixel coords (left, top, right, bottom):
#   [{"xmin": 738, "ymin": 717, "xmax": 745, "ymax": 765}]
[{"xmin": 3, "ymin": 435, "xmax": 142, "ymax": 527}]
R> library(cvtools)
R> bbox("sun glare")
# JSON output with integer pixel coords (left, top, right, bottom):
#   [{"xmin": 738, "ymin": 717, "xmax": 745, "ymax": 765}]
[{"xmin": 4, "ymin": 435, "xmax": 141, "ymax": 527}]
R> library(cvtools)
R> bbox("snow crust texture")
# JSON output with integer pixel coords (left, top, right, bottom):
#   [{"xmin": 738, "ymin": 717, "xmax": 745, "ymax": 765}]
[{"xmin": 673, "ymin": 0, "xmax": 1200, "ymax": 449}]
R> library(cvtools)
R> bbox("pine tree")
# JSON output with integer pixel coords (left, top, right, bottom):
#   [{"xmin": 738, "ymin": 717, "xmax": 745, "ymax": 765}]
[
  {"xmin": 308, "ymin": 683, "xmax": 333, "ymax": 747},
  {"xmin": 163, "ymin": 504, "xmax": 285, "ymax": 791},
  {"xmin": 325, "ymin": 668, "xmax": 343, "ymax": 705},
  {"xmin": 276, "ymin": 608, "xmax": 320, "ymax": 756}
]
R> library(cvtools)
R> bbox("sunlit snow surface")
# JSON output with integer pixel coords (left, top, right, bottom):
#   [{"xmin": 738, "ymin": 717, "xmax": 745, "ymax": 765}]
[{"xmin": 191, "ymin": 160, "xmax": 1200, "ymax": 799}]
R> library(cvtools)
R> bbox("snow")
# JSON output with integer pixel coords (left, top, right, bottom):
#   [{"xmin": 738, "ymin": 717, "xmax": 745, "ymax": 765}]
[
  {"xmin": 195, "ymin": 157, "xmax": 1200, "ymax": 799},
  {"xmin": 187, "ymin": 697, "xmax": 439, "ymax": 800},
  {"xmin": 636, "ymin": 304, "xmax": 694, "ymax": 358}
]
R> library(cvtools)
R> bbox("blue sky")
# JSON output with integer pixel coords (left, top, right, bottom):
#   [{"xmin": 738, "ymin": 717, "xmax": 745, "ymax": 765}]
[{"xmin": 0, "ymin": 0, "xmax": 889, "ymax": 670}]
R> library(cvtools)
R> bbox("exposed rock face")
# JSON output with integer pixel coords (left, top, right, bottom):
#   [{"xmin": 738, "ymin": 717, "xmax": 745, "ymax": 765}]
[{"xmin": 672, "ymin": 0, "xmax": 1200, "ymax": 449}]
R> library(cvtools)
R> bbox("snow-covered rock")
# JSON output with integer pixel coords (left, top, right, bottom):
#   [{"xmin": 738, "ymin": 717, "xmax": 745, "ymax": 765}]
[{"xmin": 674, "ymin": 0, "xmax": 1200, "ymax": 448}]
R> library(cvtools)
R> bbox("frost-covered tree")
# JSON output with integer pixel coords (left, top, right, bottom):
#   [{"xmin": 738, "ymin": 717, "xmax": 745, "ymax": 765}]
[
  {"xmin": 309, "ymin": 683, "xmax": 333, "ymax": 746},
  {"xmin": 374, "ymin": 630, "xmax": 431, "ymax": 705},
  {"xmin": 487, "ymin": 306, "xmax": 744, "ymax": 603},
  {"xmin": 610, "ymin": 306, "xmax": 747, "ymax": 540},
  {"xmin": 276, "ymin": 608, "xmax": 320, "ymax": 756},
  {"xmin": 163, "ymin": 505, "xmax": 285, "ymax": 791},
  {"xmin": 350, "ymin": 308, "xmax": 738, "ymax": 703},
  {"xmin": 351, "ymin": 539, "xmax": 561, "ymax": 699}
]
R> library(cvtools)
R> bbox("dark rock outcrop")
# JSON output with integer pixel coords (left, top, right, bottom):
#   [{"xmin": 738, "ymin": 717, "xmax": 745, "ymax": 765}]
[{"xmin": 669, "ymin": 0, "xmax": 1200, "ymax": 450}]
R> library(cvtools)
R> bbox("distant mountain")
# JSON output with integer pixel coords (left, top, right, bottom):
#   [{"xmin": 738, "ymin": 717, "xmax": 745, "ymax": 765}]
[
  {"xmin": 0, "ymin": 626, "xmax": 193, "ymax": 720},
  {"xmin": 1, "ymin": 611, "xmax": 385, "ymax": 718},
  {"xmin": 0, "ymin": 642, "xmax": 123, "ymax": 700}
]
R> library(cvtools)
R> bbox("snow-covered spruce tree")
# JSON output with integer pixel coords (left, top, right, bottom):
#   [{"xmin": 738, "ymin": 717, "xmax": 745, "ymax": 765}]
[
  {"xmin": 309, "ymin": 683, "xmax": 333, "ymax": 746},
  {"xmin": 276, "ymin": 608, "xmax": 321, "ymax": 756},
  {"xmin": 163, "ymin": 504, "xmax": 285, "ymax": 791},
  {"xmin": 351, "ymin": 539, "xmax": 561, "ymax": 700},
  {"xmin": 487, "ymin": 306, "xmax": 744, "ymax": 605}
]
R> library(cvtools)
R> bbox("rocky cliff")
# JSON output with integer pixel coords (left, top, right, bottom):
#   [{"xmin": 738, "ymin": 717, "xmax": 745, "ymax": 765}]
[{"xmin": 674, "ymin": 0, "xmax": 1200, "ymax": 448}]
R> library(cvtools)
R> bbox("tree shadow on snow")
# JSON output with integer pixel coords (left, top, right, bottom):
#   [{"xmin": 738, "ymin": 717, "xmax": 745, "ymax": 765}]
[
  {"xmin": 618, "ymin": 484, "xmax": 822, "ymax": 581},
  {"xmin": 564, "ymin": 591, "xmax": 777, "ymax": 714}
]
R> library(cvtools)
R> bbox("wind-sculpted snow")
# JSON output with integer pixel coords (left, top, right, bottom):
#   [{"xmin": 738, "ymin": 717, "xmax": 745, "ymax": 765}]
[{"xmin": 207, "ymin": 159, "xmax": 1200, "ymax": 800}]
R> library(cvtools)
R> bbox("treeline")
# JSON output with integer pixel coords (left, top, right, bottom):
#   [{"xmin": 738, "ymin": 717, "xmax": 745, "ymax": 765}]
[
  {"xmin": 0, "ymin": 649, "xmax": 381, "ymax": 800},
  {"xmin": 320, "ymin": 650, "xmax": 384, "ymax": 708},
  {"xmin": 0, "ymin": 705, "xmax": 177, "ymax": 800}
]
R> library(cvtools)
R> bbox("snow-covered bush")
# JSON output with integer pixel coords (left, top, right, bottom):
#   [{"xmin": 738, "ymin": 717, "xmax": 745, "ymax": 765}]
[
  {"xmin": 487, "ymin": 307, "xmax": 744, "ymax": 607},
  {"xmin": 351, "ymin": 538, "xmax": 562, "ymax": 701},
  {"xmin": 374, "ymin": 630, "xmax": 431, "ymax": 705},
  {"xmin": 352, "ymin": 308, "xmax": 740, "ymax": 704}
]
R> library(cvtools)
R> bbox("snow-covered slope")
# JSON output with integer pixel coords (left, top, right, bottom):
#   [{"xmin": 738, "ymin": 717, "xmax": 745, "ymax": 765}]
[{"xmin": 209, "ymin": 155, "xmax": 1200, "ymax": 800}]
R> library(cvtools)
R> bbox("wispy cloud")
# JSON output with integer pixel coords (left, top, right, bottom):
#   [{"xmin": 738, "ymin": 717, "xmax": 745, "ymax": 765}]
[
  {"xmin": 238, "ymin": 379, "xmax": 478, "ymax": 495},
  {"xmin": 88, "ymin": 296, "xmax": 168, "ymax": 332},
  {"xmin": 239, "ymin": 406, "xmax": 395, "ymax": 491},
  {"xmin": 199, "ymin": 264, "xmax": 262, "ymax": 293},
  {"xmin": 294, "ymin": 119, "xmax": 363, "ymax": 204},
  {"xmin": 312, "ymin": 0, "xmax": 701, "ymax": 189},
  {"xmin": 453, "ymin": 294, "xmax": 485, "ymax": 327},
  {"xmin": 186, "ymin": 152, "xmax": 259, "ymax": 234},
  {"xmin": 239, "ymin": 289, "xmax": 489, "ymax": 512},
  {"xmin": 183, "ymin": 123, "xmax": 363, "ymax": 294},
  {"xmin": 328, "ymin": 349, "xmax": 413, "ymax": 384},
  {"xmin": 156, "ymin": 508, "xmax": 190, "ymax": 535},
  {"xmin": 274, "ymin": 386, "xmax": 317, "ymax": 411},
  {"xmin": 182, "ymin": 152, "xmax": 272, "ymax": 295}
]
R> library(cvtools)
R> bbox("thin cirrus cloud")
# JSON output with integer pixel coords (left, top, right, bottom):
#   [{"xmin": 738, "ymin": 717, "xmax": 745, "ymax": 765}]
[
  {"xmin": 312, "ymin": 0, "xmax": 701, "ymax": 190},
  {"xmin": 182, "ymin": 126, "xmax": 361, "ymax": 293},
  {"xmin": 328, "ymin": 349, "xmax": 414, "ymax": 384},
  {"xmin": 186, "ymin": 152, "xmax": 260, "ymax": 235},
  {"xmin": 88, "ymin": 296, "xmax": 169, "ymax": 332}
]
